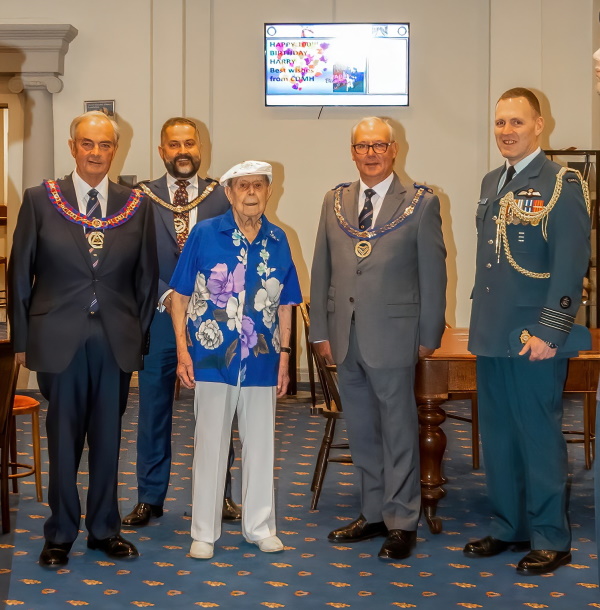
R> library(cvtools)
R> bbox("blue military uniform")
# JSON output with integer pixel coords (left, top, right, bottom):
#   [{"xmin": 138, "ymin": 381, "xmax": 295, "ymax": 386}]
[{"xmin": 469, "ymin": 150, "xmax": 590, "ymax": 551}]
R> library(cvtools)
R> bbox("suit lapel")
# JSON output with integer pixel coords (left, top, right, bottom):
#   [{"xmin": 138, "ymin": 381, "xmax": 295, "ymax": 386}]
[
  {"xmin": 151, "ymin": 175, "xmax": 178, "ymax": 243},
  {"xmin": 342, "ymin": 181, "xmax": 360, "ymax": 228},
  {"xmin": 58, "ymin": 176, "xmax": 94, "ymax": 272},
  {"xmin": 99, "ymin": 181, "xmax": 129, "ymax": 263},
  {"xmin": 373, "ymin": 174, "xmax": 407, "ymax": 228}
]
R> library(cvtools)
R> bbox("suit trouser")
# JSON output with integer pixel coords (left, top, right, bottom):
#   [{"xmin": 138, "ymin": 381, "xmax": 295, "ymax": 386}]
[
  {"xmin": 137, "ymin": 310, "xmax": 234, "ymax": 505},
  {"xmin": 477, "ymin": 356, "xmax": 570, "ymax": 551},
  {"xmin": 337, "ymin": 323, "xmax": 421, "ymax": 530},
  {"xmin": 191, "ymin": 381, "xmax": 276, "ymax": 544},
  {"xmin": 38, "ymin": 316, "xmax": 131, "ymax": 543}
]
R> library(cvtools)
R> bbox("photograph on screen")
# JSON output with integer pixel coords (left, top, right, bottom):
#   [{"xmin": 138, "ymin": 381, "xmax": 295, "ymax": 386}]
[{"xmin": 265, "ymin": 23, "xmax": 409, "ymax": 107}]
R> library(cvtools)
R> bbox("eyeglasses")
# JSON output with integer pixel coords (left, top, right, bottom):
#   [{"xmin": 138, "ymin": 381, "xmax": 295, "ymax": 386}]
[{"xmin": 352, "ymin": 142, "xmax": 395, "ymax": 155}]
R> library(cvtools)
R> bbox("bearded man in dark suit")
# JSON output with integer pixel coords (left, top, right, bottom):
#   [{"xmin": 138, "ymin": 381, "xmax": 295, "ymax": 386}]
[{"xmin": 8, "ymin": 111, "xmax": 158, "ymax": 568}]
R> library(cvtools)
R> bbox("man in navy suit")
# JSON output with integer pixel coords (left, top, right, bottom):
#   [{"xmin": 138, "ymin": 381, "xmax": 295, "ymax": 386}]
[
  {"xmin": 122, "ymin": 118, "xmax": 240, "ymax": 527},
  {"xmin": 8, "ymin": 111, "xmax": 158, "ymax": 567}
]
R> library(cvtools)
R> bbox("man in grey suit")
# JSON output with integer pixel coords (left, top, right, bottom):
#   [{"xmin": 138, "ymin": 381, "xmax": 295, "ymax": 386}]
[{"xmin": 309, "ymin": 116, "xmax": 447, "ymax": 560}]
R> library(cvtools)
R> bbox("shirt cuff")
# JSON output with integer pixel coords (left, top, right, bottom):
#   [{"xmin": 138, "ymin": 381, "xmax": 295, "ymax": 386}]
[{"xmin": 157, "ymin": 288, "xmax": 173, "ymax": 313}]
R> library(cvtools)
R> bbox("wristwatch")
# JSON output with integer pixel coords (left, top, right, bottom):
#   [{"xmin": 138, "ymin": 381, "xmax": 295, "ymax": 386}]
[
  {"xmin": 280, "ymin": 346, "xmax": 291, "ymax": 354},
  {"xmin": 543, "ymin": 340, "xmax": 558, "ymax": 349}
]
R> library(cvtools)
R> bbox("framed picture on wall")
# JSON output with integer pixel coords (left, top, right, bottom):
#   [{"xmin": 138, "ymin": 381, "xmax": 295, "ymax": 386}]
[{"xmin": 84, "ymin": 100, "xmax": 115, "ymax": 118}]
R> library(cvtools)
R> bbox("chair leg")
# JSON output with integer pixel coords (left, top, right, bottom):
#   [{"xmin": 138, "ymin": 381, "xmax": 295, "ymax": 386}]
[
  {"xmin": 174, "ymin": 377, "xmax": 181, "ymax": 401},
  {"xmin": 471, "ymin": 394, "xmax": 480, "ymax": 470},
  {"xmin": 1, "ymin": 441, "xmax": 10, "ymax": 533},
  {"xmin": 307, "ymin": 345, "xmax": 317, "ymax": 409},
  {"xmin": 311, "ymin": 418, "xmax": 336, "ymax": 510},
  {"xmin": 9, "ymin": 417, "xmax": 17, "ymax": 493},
  {"xmin": 31, "ymin": 410, "xmax": 42, "ymax": 502},
  {"xmin": 584, "ymin": 393, "xmax": 592, "ymax": 470}
]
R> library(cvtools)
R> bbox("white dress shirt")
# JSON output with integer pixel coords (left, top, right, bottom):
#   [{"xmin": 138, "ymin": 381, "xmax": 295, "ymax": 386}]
[
  {"xmin": 72, "ymin": 170, "xmax": 109, "ymax": 218},
  {"xmin": 358, "ymin": 172, "xmax": 394, "ymax": 227}
]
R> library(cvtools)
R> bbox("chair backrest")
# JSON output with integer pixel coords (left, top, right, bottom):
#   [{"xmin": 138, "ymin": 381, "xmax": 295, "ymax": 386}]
[
  {"xmin": 312, "ymin": 347, "xmax": 343, "ymax": 413},
  {"xmin": 299, "ymin": 301, "xmax": 310, "ymax": 338},
  {"xmin": 0, "ymin": 342, "xmax": 17, "ymax": 447}
]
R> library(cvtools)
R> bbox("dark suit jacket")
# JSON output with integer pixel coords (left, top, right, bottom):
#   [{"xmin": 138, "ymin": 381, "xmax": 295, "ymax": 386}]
[
  {"xmin": 8, "ymin": 175, "xmax": 158, "ymax": 373},
  {"xmin": 310, "ymin": 174, "xmax": 447, "ymax": 368},
  {"xmin": 140, "ymin": 174, "xmax": 230, "ymax": 298},
  {"xmin": 468, "ymin": 151, "xmax": 590, "ymax": 357}
]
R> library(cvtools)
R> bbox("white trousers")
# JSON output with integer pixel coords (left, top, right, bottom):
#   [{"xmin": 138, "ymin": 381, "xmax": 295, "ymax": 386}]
[{"xmin": 191, "ymin": 381, "xmax": 277, "ymax": 544}]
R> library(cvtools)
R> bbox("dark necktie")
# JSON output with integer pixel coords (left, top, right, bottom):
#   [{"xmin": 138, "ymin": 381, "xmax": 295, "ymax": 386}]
[
  {"xmin": 503, "ymin": 165, "xmax": 516, "ymax": 188},
  {"xmin": 86, "ymin": 188, "xmax": 101, "ymax": 312},
  {"xmin": 173, "ymin": 180, "xmax": 190, "ymax": 251},
  {"xmin": 359, "ymin": 188, "xmax": 376, "ymax": 231}
]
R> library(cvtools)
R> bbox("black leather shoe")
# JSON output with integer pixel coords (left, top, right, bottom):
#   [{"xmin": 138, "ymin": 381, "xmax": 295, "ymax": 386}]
[
  {"xmin": 378, "ymin": 529, "xmax": 417, "ymax": 560},
  {"xmin": 463, "ymin": 535, "xmax": 530, "ymax": 557},
  {"xmin": 516, "ymin": 549, "xmax": 571, "ymax": 575},
  {"xmin": 328, "ymin": 514, "xmax": 388, "ymax": 543},
  {"xmin": 39, "ymin": 541, "xmax": 72, "ymax": 568},
  {"xmin": 87, "ymin": 534, "xmax": 139, "ymax": 559},
  {"xmin": 121, "ymin": 502, "xmax": 163, "ymax": 526},
  {"xmin": 222, "ymin": 497, "xmax": 242, "ymax": 521}
]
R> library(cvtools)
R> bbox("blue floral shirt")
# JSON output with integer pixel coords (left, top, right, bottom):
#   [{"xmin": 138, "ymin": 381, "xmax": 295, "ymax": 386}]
[{"xmin": 170, "ymin": 208, "xmax": 302, "ymax": 387}]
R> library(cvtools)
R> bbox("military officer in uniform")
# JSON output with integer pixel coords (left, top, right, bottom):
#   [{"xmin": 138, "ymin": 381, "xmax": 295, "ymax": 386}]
[
  {"xmin": 465, "ymin": 88, "xmax": 591, "ymax": 575},
  {"xmin": 122, "ymin": 118, "xmax": 241, "ymax": 527}
]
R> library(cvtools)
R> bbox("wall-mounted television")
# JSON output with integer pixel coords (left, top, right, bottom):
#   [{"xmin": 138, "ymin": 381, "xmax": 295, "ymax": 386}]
[{"xmin": 264, "ymin": 23, "xmax": 410, "ymax": 107}]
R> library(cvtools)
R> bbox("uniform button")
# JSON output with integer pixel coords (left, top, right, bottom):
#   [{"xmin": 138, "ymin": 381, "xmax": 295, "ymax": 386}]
[
  {"xmin": 488, "ymin": 239, "xmax": 493, "ymax": 245},
  {"xmin": 349, "ymin": 297, "xmax": 355, "ymax": 303},
  {"xmin": 486, "ymin": 287, "xmax": 490, "ymax": 292},
  {"xmin": 356, "ymin": 269, "xmax": 362, "ymax": 275},
  {"xmin": 492, "ymin": 215, "xmax": 497, "ymax": 221},
  {"xmin": 486, "ymin": 263, "xmax": 492, "ymax": 268},
  {"xmin": 90, "ymin": 311, "xmax": 96, "ymax": 315}
]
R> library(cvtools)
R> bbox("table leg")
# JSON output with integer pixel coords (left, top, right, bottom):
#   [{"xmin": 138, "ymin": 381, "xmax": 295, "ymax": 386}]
[{"xmin": 418, "ymin": 398, "xmax": 448, "ymax": 534}]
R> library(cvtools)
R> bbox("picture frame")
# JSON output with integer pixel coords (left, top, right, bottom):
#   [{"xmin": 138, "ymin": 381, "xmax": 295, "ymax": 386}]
[{"xmin": 84, "ymin": 100, "xmax": 115, "ymax": 118}]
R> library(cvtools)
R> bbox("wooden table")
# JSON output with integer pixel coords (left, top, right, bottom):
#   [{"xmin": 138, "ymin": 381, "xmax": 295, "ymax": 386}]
[{"xmin": 415, "ymin": 327, "xmax": 600, "ymax": 534}]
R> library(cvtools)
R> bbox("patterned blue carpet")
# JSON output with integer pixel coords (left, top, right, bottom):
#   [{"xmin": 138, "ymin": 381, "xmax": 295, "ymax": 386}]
[{"xmin": 0, "ymin": 383, "xmax": 598, "ymax": 609}]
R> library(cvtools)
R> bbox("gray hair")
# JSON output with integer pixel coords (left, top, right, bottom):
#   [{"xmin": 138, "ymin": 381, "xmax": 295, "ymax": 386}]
[
  {"xmin": 70, "ymin": 111, "xmax": 120, "ymax": 143},
  {"xmin": 350, "ymin": 116, "xmax": 395, "ymax": 143}
]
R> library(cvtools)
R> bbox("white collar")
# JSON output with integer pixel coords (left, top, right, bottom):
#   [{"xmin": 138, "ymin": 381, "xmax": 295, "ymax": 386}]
[
  {"xmin": 504, "ymin": 147, "xmax": 542, "ymax": 176},
  {"xmin": 167, "ymin": 173, "xmax": 199, "ymax": 190},
  {"xmin": 72, "ymin": 170, "xmax": 109, "ymax": 204},
  {"xmin": 359, "ymin": 173, "xmax": 394, "ymax": 200}
]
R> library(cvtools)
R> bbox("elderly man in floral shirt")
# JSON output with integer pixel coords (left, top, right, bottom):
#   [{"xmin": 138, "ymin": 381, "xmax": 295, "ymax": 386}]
[{"xmin": 170, "ymin": 161, "xmax": 302, "ymax": 560}]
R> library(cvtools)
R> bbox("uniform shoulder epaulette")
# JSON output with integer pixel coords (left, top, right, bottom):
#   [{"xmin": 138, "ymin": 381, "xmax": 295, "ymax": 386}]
[
  {"xmin": 413, "ymin": 183, "xmax": 433, "ymax": 194},
  {"xmin": 332, "ymin": 182, "xmax": 352, "ymax": 190},
  {"xmin": 562, "ymin": 169, "xmax": 581, "ymax": 184}
]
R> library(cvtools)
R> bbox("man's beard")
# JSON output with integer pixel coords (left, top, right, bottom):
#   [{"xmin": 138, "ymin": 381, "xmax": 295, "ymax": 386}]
[{"xmin": 165, "ymin": 154, "xmax": 201, "ymax": 179}]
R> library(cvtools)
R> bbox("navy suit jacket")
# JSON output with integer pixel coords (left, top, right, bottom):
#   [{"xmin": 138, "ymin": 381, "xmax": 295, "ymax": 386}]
[
  {"xmin": 140, "ymin": 174, "xmax": 230, "ymax": 298},
  {"xmin": 8, "ymin": 175, "xmax": 158, "ymax": 373}
]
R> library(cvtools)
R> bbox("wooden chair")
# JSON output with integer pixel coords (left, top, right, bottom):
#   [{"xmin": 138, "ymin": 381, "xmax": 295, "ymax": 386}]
[
  {"xmin": 0, "ymin": 256, "xmax": 6, "ymax": 309},
  {"xmin": 310, "ymin": 348, "xmax": 352, "ymax": 510},
  {"xmin": 9, "ymin": 389, "xmax": 43, "ymax": 502},
  {"xmin": 298, "ymin": 302, "xmax": 318, "ymax": 412},
  {"xmin": 0, "ymin": 341, "xmax": 18, "ymax": 532}
]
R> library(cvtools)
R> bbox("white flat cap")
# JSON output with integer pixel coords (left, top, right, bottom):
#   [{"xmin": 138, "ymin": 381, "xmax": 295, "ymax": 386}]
[{"xmin": 220, "ymin": 160, "xmax": 273, "ymax": 185}]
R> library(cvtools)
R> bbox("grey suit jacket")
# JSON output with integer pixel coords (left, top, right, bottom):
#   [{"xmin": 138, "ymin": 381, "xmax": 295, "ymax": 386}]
[{"xmin": 309, "ymin": 174, "xmax": 447, "ymax": 369}]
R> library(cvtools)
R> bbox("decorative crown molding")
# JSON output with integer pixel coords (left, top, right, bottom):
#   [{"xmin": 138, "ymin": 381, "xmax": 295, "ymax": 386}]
[{"xmin": 0, "ymin": 24, "xmax": 78, "ymax": 75}]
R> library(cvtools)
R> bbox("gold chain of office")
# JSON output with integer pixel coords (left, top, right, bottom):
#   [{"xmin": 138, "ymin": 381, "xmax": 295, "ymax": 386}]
[
  {"xmin": 333, "ymin": 185, "xmax": 424, "ymax": 239},
  {"xmin": 139, "ymin": 180, "xmax": 219, "ymax": 212},
  {"xmin": 496, "ymin": 167, "xmax": 590, "ymax": 279}
]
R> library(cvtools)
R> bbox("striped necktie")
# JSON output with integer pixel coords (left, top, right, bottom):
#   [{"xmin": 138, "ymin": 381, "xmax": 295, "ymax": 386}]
[
  {"xmin": 86, "ymin": 188, "xmax": 101, "ymax": 312},
  {"xmin": 359, "ymin": 188, "xmax": 375, "ymax": 230}
]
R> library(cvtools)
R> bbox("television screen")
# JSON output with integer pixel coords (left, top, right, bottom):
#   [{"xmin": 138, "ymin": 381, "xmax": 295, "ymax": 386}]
[{"xmin": 265, "ymin": 23, "xmax": 410, "ymax": 107}]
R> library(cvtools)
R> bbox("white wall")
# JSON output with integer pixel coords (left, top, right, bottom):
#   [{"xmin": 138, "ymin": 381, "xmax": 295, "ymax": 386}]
[{"xmin": 1, "ymin": 0, "xmax": 598, "ymax": 339}]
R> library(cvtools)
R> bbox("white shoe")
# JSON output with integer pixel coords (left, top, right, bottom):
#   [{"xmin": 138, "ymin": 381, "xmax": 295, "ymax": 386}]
[
  {"xmin": 190, "ymin": 540, "xmax": 214, "ymax": 559},
  {"xmin": 253, "ymin": 535, "xmax": 284, "ymax": 553}
]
